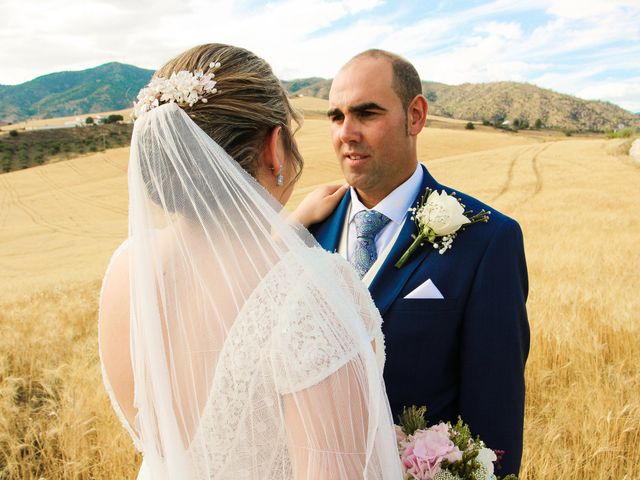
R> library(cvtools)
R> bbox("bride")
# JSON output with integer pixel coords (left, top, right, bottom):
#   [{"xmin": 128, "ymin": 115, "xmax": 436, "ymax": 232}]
[{"xmin": 98, "ymin": 43, "xmax": 402, "ymax": 479}]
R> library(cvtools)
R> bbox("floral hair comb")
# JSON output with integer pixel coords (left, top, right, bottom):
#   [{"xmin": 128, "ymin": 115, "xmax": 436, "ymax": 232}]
[{"xmin": 132, "ymin": 62, "xmax": 221, "ymax": 119}]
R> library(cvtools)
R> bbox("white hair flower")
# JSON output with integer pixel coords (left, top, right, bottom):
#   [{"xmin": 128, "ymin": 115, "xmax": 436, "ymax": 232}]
[{"xmin": 132, "ymin": 62, "xmax": 221, "ymax": 119}]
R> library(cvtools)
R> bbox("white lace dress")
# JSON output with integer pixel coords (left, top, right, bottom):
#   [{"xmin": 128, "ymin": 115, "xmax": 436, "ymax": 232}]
[{"xmin": 99, "ymin": 243, "xmax": 388, "ymax": 479}]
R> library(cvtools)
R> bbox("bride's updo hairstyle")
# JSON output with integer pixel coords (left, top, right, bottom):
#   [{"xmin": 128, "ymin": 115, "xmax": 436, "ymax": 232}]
[
  {"xmin": 154, "ymin": 44, "xmax": 303, "ymax": 180},
  {"xmin": 135, "ymin": 44, "xmax": 304, "ymax": 218}
]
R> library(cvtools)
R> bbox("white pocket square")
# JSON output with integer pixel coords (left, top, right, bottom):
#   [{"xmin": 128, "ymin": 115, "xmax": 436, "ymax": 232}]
[{"xmin": 403, "ymin": 279, "xmax": 444, "ymax": 299}]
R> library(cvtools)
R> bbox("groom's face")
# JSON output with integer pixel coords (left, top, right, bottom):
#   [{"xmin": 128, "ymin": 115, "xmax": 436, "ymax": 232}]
[{"xmin": 328, "ymin": 56, "xmax": 415, "ymax": 207}]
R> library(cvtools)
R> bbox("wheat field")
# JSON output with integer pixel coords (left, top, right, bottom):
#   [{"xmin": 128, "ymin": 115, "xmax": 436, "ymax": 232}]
[{"xmin": 1, "ymin": 99, "xmax": 638, "ymax": 478}]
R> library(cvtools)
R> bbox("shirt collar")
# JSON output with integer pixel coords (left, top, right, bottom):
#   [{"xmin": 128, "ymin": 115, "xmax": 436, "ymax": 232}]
[{"xmin": 349, "ymin": 164, "xmax": 423, "ymax": 225}]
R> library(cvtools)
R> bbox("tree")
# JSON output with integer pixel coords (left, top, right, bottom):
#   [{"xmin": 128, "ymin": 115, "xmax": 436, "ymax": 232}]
[
  {"xmin": 106, "ymin": 114, "xmax": 124, "ymax": 124},
  {"xmin": 49, "ymin": 143, "xmax": 61, "ymax": 155},
  {"xmin": 85, "ymin": 116, "xmax": 94, "ymax": 125},
  {"xmin": 534, "ymin": 119, "xmax": 543, "ymax": 129},
  {"xmin": 426, "ymin": 90, "xmax": 437, "ymax": 102},
  {"xmin": 492, "ymin": 113, "xmax": 506, "ymax": 128},
  {"xmin": 465, "ymin": 122, "xmax": 475, "ymax": 130},
  {"xmin": 9, "ymin": 130, "xmax": 18, "ymax": 137}
]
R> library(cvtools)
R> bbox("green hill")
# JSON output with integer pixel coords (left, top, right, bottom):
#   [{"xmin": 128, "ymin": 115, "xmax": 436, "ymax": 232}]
[
  {"xmin": 2, "ymin": 63, "xmax": 637, "ymax": 132},
  {"xmin": 282, "ymin": 77, "xmax": 332, "ymax": 99},
  {"xmin": 0, "ymin": 63, "xmax": 153, "ymax": 123}
]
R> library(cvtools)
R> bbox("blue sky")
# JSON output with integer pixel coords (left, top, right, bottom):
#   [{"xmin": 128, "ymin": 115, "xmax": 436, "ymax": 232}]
[{"xmin": 1, "ymin": 0, "xmax": 639, "ymax": 112}]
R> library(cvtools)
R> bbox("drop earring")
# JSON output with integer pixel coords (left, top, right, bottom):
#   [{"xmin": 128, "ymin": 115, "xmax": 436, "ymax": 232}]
[{"xmin": 276, "ymin": 163, "xmax": 284, "ymax": 186}]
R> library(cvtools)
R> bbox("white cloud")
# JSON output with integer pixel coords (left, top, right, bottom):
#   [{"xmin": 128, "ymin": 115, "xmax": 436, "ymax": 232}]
[
  {"xmin": 0, "ymin": 0, "xmax": 638, "ymax": 112},
  {"xmin": 544, "ymin": 0, "xmax": 640, "ymax": 20},
  {"xmin": 0, "ymin": 0, "xmax": 380, "ymax": 84},
  {"xmin": 577, "ymin": 81, "xmax": 640, "ymax": 113},
  {"xmin": 411, "ymin": 20, "xmax": 543, "ymax": 84},
  {"xmin": 377, "ymin": 17, "xmax": 457, "ymax": 56},
  {"xmin": 474, "ymin": 21, "xmax": 523, "ymax": 40}
]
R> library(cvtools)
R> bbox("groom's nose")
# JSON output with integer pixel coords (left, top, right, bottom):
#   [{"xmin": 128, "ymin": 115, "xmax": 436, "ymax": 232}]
[{"xmin": 338, "ymin": 116, "xmax": 361, "ymax": 144}]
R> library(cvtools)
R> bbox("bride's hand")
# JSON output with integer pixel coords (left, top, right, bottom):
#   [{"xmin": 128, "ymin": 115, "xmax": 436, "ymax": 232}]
[{"xmin": 289, "ymin": 184, "xmax": 349, "ymax": 227}]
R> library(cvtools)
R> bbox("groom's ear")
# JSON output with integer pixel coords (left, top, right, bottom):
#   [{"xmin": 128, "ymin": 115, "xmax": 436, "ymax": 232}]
[
  {"xmin": 261, "ymin": 126, "xmax": 283, "ymax": 176},
  {"xmin": 407, "ymin": 95, "xmax": 428, "ymax": 136}
]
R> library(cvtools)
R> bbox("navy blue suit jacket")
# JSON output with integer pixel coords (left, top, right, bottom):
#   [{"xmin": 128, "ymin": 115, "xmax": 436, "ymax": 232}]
[{"xmin": 309, "ymin": 165, "xmax": 530, "ymax": 475}]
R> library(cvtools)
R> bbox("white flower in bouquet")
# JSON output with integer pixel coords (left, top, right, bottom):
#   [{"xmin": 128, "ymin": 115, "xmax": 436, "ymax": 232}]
[{"xmin": 475, "ymin": 447, "xmax": 498, "ymax": 480}]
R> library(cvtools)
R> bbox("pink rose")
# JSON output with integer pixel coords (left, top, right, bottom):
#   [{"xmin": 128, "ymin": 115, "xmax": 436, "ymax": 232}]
[{"xmin": 399, "ymin": 423, "xmax": 463, "ymax": 480}]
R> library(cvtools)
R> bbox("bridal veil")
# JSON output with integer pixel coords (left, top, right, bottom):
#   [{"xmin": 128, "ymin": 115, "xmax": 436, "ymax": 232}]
[{"xmin": 124, "ymin": 102, "xmax": 401, "ymax": 478}]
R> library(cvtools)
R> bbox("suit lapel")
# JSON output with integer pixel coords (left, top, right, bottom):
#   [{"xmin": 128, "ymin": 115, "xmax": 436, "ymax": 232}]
[
  {"xmin": 312, "ymin": 189, "xmax": 351, "ymax": 253},
  {"xmin": 369, "ymin": 165, "xmax": 441, "ymax": 316}
]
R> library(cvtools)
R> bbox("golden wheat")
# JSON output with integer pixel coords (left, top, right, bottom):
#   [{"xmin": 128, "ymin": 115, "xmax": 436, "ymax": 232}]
[{"xmin": 1, "ymin": 108, "xmax": 638, "ymax": 478}]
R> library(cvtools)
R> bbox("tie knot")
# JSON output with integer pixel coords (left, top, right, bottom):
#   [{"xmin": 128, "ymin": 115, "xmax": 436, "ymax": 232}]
[{"xmin": 353, "ymin": 210, "xmax": 390, "ymax": 240}]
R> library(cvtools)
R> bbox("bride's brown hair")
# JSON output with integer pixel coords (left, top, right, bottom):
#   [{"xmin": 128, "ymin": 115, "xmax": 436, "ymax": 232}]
[{"xmin": 154, "ymin": 43, "xmax": 304, "ymax": 182}]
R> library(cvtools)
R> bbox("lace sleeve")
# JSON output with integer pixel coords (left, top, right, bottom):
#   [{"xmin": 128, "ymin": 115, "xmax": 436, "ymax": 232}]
[
  {"xmin": 271, "ymin": 248, "xmax": 384, "ymax": 394},
  {"xmin": 270, "ymin": 249, "xmax": 399, "ymax": 478},
  {"xmin": 328, "ymin": 252, "xmax": 386, "ymax": 361}
]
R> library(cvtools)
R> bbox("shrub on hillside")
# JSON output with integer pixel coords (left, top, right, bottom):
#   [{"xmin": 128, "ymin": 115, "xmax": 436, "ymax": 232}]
[
  {"xmin": 465, "ymin": 122, "xmax": 475, "ymax": 130},
  {"xmin": 9, "ymin": 130, "xmax": 19, "ymax": 137},
  {"xmin": 1, "ymin": 123, "xmax": 133, "ymax": 174},
  {"xmin": 105, "ymin": 114, "xmax": 124, "ymax": 124},
  {"xmin": 85, "ymin": 117, "xmax": 94, "ymax": 125},
  {"xmin": 605, "ymin": 127, "xmax": 637, "ymax": 139}
]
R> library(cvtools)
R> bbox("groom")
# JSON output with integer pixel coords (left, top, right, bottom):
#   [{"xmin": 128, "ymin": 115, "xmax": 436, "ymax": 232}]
[{"xmin": 309, "ymin": 50, "xmax": 530, "ymax": 475}]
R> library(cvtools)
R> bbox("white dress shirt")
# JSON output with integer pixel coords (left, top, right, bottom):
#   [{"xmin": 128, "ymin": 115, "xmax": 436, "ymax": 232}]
[{"xmin": 345, "ymin": 165, "xmax": 423, "ymax": 262}]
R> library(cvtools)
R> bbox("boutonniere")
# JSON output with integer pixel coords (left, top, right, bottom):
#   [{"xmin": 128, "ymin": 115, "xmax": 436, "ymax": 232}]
[{"xmin": 394, "ymin": 189, "xmax": 490, "ymax": 268}]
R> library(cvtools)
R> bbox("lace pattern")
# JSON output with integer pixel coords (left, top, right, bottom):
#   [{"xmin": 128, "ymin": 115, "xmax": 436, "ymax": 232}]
[
  {"xmin": 100, "ymin": 244, "xmax": 386, "ymax": 477},
  {"xmin": 189, "ymin": 247, "xmax": 384, "ymax": 478}
]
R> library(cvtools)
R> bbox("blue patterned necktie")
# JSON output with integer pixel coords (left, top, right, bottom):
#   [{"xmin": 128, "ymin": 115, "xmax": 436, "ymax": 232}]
[{"xmin": 350, "ymin": 210, "xmax": 391, "ymax": 279}]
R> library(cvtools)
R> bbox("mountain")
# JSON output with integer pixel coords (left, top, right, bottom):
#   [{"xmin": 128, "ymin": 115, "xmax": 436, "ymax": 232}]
[
  {"xmin": 2, "ymin": 63, "xmax": 637, "ymax": 131},
  {"xmin": 282, "ymin": 77, "xmax": 332, "ymax": 100},
  {"xmin": 421, "ymin": 81, "xmax": 639, "ymax": 131},
  {"xmin": 283, "ymin": 78, "xmax": 639, "ymax": 131},
  {"xmin": 0, "ymin": 63, "xmax": 153, "ymax": 123}
]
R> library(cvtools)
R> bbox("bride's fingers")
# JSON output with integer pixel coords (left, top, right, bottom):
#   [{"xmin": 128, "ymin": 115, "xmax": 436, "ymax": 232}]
[
  {"xmin": 325, "ymin": 183, "xmax": 349, "ymax": 198},
  {"xmin": 332, "ymin": 183, "xmax": 349, "ymax": 196},
  {"xmin": 322, "ymin": 184, "xmax": 349, "ymax": 207}
]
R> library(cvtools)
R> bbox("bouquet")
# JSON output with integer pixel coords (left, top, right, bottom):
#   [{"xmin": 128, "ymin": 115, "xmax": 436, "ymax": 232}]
[{"xmin": 396, "ymin": 406, "xmax": 517, "ymax": 480}]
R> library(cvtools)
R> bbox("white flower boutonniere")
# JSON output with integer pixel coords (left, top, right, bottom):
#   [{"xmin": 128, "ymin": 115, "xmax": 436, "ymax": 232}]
[{"xmin": 395, "ymin": 188, "xmax": 490, "ymax": 268}]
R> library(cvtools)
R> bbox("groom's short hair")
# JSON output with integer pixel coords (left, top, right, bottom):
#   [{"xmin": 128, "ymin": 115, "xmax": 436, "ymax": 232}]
[{"xmin": 347, "ymin": 49, "xmax": 422, "ymax": 113}]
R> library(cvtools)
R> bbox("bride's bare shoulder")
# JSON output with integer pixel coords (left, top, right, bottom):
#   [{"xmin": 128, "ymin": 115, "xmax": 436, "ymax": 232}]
[
  {"xmin": 99, "ymin": 240, "xmax": 131, "ymax": 328},
  {"xmin": 98, "ymin": 240, "xmax": 136, "ymax": 426}
]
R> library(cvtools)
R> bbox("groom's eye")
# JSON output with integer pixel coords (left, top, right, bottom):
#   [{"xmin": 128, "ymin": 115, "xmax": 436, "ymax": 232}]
[
  {"xmin": 358, "ymin": 110, "xmax": 376, "ymax": 118},
  {"xmin": 327, "ymin": 108, "xmax": 344, "ymax": 122}
]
